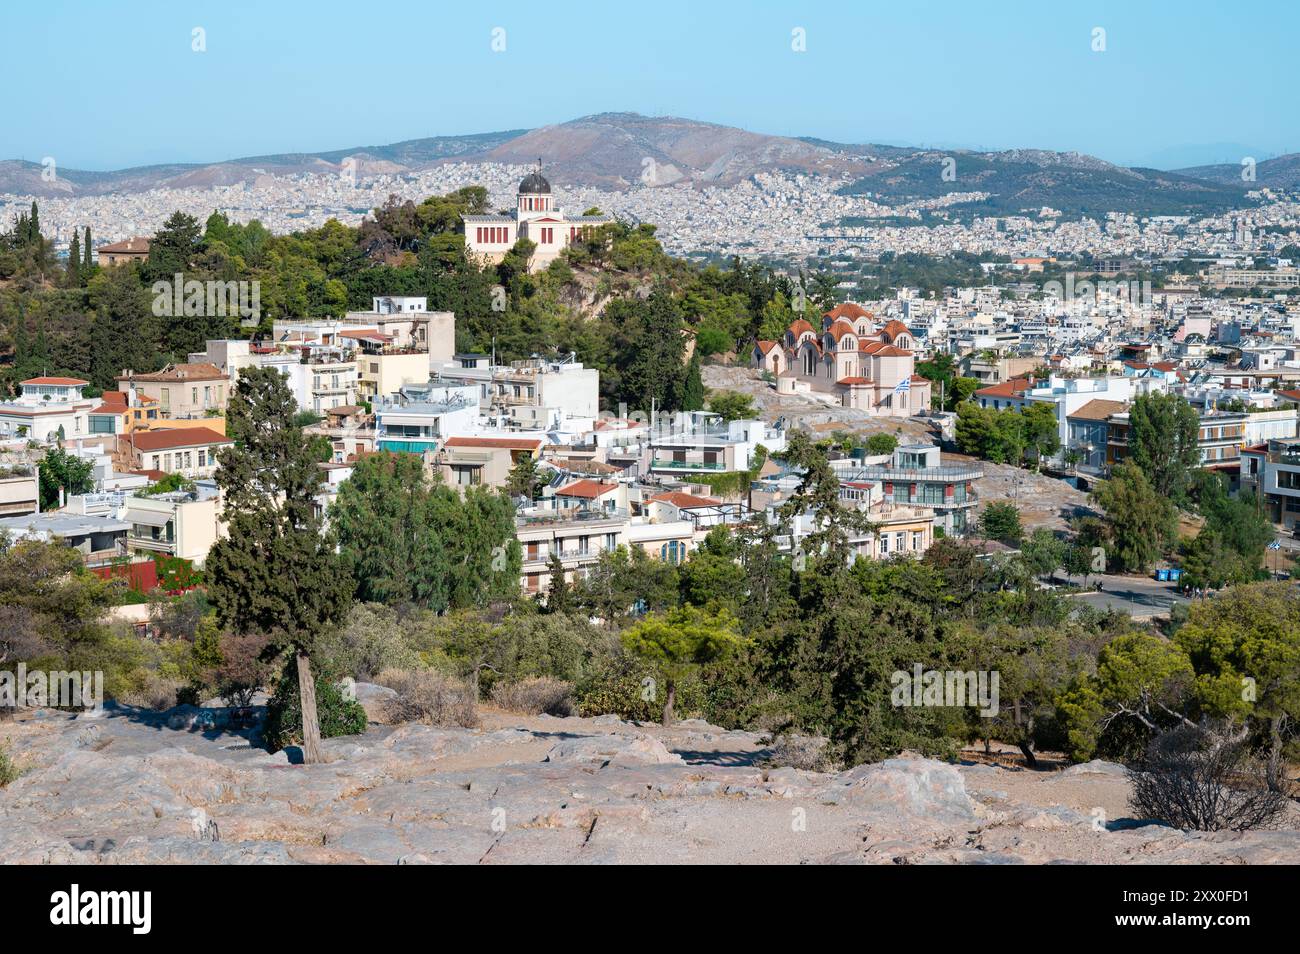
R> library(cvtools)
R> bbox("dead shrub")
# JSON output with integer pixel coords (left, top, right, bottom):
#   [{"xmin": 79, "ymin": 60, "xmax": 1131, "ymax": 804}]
[
  {"xmin": 377, "ymin": 668, "xmax": 478, "ymax": 728},
  {"xmin": 764, "ymin": 733, "xmax": 836, "ymax": 772},
  {"xmin": 1127, "ymin": 722, "xmax": 1287, "ymax": 832},
  {"xmin": 490, "ymin": 677, "xmax": 575, "ymax": 716}
]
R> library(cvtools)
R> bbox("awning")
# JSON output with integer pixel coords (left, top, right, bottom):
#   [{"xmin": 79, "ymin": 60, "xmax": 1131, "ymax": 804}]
[{"xmin": 125, "ymin": 509, "xmax": 172, "ymax": 528}]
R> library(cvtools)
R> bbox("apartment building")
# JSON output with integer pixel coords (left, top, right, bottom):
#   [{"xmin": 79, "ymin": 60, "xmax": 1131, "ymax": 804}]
[
  {"xmin": 515, "ymin": 507, "xmax": 630, "ymax": 595},
  {"xmin": 436, "ymin": 435, "xmax": 544, "ymax": 489},
  {"xmin": 1241, "ymin": 438, "xmax": 1300, "ymax": 532},
  {"xmin": 116, "ymin": 364, "xmax": 229, "ymax": 419},
  {"xmin": 0, "ymin": 377, "xmax": 96, "ymax": 442},
  {"xmin": 844, "ymin": 443, "xmax": 982, "ymax": 536},
  {"xmin": 1107, "ymin": 409, "xmax": 1247, "ymax": 471},
  {"xmin": 126, "ymin": 427, "xmax": 233, "ymax": 479}
]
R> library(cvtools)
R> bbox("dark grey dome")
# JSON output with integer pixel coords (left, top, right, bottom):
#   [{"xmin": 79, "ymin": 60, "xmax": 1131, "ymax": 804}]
[{"xmin": 518, "ymin": 171, "xmax": 551, "ymax": 194}]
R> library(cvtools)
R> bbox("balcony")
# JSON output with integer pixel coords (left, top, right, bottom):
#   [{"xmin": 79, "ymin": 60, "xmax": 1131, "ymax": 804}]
[
  {"xmin": 650, "ymin": 458, "xmax": 727, "ymax": 471},
  {"xmin": 848, "ymin": 464, "xmax": 984, "ymax": 482}
]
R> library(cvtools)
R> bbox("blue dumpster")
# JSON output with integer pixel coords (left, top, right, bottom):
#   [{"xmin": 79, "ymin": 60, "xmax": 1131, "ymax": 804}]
[{"xmin": 1156, "ymin": 569, "xmax": 1170, "ymax": 582}]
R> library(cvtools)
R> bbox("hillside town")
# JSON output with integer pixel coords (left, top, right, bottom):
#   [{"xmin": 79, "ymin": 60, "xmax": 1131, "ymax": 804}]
[{"xmin": 4, "ymin": 0, "xmax": 1300, "ymax": 886}]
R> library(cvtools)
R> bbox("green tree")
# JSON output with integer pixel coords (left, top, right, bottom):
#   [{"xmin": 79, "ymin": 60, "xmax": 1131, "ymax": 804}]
[
  {"xmin": 1021, "ymin": 401, "xmax": 1061, "ymax": 467},
  {"xmin": 504, "ymin": 452, "xmax": 544, "ymax": 501},
  {"xmin": 38, "ymin": 446, "xmax": 93, "ymax": 510},
  {"xmin": 1020, "ymin": 527, "xmax": 1066, "ymax": 581},
  {"xmin": 681, "ymin": 352, "xmax": 706, "ymax": 411},
  {"xmin": 1091, "ymin": 462, "xmax": 1176, "ymax": 573},
  {"xmin": 1127, "ymin": 392, "xmax": 1200, "ymax": 502},
  {"xmin": 707, "ymin": 390, "xmax": 757, "ymax": 422},
  {"xmin": 205, "ymin": 367, "xmax": 355, "ymax": 764},
  {"xmin": 979, "ymin": 502, "xmax": 1023, "ymax": 545},
  {"xmin": 331, "ymin": 452, "xmax": 450, "ymax": 609},
  {"xmin": 1175, "ymin": 583, "xmax": 1300, "ymax": 789},
  {"xmin": 621, "ymin": 605, "xmax": 746, "ymax": 724},
  {"xmin": 865, "ymin": 432, "xmax": 898, "ymax": 456}
]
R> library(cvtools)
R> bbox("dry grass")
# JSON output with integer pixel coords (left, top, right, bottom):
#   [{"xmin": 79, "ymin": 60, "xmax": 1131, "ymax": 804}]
[
  {"xmin": 376, "ymin": 668, "xmax": 479, "ymax": 728},
  {"xmin": 490, "ymin": 677, "xmax": 575, "ymax": 717}
]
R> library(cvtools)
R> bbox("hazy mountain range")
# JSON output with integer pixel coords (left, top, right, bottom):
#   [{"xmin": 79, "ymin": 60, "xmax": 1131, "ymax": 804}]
[{"xmin": 3, "ymin": 112, "xmax": 1292, "ymax": 217}]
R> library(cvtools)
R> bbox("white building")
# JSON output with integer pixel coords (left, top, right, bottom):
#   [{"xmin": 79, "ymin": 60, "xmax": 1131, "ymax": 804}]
[
  {"xmin": 0, "ymin": 377, "xmax": 95, "ymax": 442},
  {"xmin": 463, "ymin": 167, "xmax": 610, "ymax": 272}
]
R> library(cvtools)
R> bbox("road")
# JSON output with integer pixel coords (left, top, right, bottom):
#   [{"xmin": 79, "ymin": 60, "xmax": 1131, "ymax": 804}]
[{"xmin": 1051, "ymin": 570, "xmax": 1191, "ymax": 619}]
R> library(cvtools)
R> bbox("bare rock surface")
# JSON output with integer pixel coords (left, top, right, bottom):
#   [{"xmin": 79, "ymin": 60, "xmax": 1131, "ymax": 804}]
[{"xmin": 2, "ymin": 704, "xmax": 1297, "ymax": 864}]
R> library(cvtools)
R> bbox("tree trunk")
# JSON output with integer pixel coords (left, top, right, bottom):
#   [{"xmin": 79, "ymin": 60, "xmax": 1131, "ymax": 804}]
[
  {"xmin": 296, "ymin": 649, "xmax": 324, "ymax": 765},
  {"xmin": 1266, "ymin": 716, "xmax": 1285, "ymax": 793},
  {"xmin": 1017, "ymin": 740, "xmax": 1038, "ymax": 768},
  {"xmin": 661, "ymin": 680, "xmax": 676, "ymax": 727}
]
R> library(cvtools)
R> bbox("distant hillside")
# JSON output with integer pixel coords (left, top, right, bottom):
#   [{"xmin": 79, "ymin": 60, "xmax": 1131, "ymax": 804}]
[
  {"xmin": 0, "ymin": 129, "xmax": 523, "ymax": 198},
  {"xmin": 836, "ymin": 149, "xmax": 1252, "ymax": 217},
  {"xmin": 472, "ymin": 112, "xmax": 874, "ymax": 188},
  {"xmin": 0, "ymin": 113, "xmax": 1265, "ymax": 218},
  {"xmin": 1175, "ymin": 153, "xmax": 1300, "ymax": 190}
]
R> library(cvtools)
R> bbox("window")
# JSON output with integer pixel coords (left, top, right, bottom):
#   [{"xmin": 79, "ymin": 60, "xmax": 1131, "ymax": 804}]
[
  {"xmin": 453, "ymin": 465, "xmax": 481, "ymax": 486},
  {"xmin": 660, "ymin": 540, "xmax": 685, "ymax": 565},
  {"xmin": 191, "ymin": 387, "xmax": 198, "ymax": 404},
  {"xmin": 879, "ymin": 534, "xmax": 889, "ymax": 555},
  {"xmin": 198, "ymin": 450, "xmax": 207, "ymax": 467}
]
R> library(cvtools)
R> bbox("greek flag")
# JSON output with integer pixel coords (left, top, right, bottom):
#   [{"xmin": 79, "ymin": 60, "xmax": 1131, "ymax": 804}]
[
  {"xmin": 893, "ymin": 376, "xmax": 911, "ymax": 395},
  {"xmin": 1267, "ymin": 539, "xmax": 1282, "ymax": 551}
]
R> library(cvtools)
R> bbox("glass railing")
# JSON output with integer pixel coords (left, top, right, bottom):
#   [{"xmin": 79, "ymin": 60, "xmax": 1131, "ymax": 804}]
[{"xmin": 650, "ymin": 459, "xmax": 727, "ymax": 470}]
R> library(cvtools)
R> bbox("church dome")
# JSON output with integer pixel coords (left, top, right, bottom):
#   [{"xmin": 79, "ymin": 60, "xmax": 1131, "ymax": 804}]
[{"xmin": 518, "ymin": 170, "xmax": 552, "ymax": 194}]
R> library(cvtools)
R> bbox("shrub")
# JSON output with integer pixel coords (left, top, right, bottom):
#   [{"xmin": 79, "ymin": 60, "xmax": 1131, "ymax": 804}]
[
  {"xmin": 215, "ymin": 633, "xmax": 271, "ymax": 707},
  {"xmin": 264, "ymin": 656, "xmax": 368, "ymax": 752},
  {"xmin": 575, "ymin": 656, "xmax": 705, "ymax": 722},
  {"xmin": 0, "ymin": 744, "xmax": 21, "ymax": 787},
  {"xmin": 317, "ymin": 603, "xmax": 421, "ymax": 680},
  {"xmin": 377, "ymin": 668, "xmax": 479, "ymax": 728},
  {"xmin": 119, "ymin": 671, "xmax": 186, "ymax": 711},
  {"xmin": 1128, "ymin": 723, "xmax": 1287, "ymax": 832},
  {"xmin": 765, "ymin": 734, "xmax": 835, "ymax": 772},
  {"xmin": 490, "ymin": 676, "xmax": 574, "ymax": 716}
]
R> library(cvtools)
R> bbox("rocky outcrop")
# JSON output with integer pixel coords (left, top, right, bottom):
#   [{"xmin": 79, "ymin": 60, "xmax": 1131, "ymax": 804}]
[{"xmin": 0, "ymin": 706, "xmax": 1296, "ymax": 865}]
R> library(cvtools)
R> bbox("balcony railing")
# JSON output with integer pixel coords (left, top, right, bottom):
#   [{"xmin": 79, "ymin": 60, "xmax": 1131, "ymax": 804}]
[
  {"xmin": 849, "ymin": 465, "xmax": 984, "ymax": 482},
  {"xmin": 650, "ymin": 459, "xmax": 727, "ymax": 471}
]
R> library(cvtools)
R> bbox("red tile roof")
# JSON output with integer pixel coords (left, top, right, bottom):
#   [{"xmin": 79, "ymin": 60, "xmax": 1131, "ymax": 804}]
[
  {"xmin": 755, "ymin": 340, "xmax": 779, "ymax": 355},
  {"xmin": 975, "ymin": 377, "xmax": 1032, "ymax": 398},
  {"xmin": 97, "ymin": 238, "xmax": 150, "ymax": 254},
  {"xmin": 444, "ymin": 436, "xmax": 544, "ymax": 451},
  {"xmin": 21, "ymin": 376, "xmax": 88, "ymax": 387},
  {"xmin": 555, "ymin": 479, "xmax": 617, "ymax": 499},
  {"xmin": 823, "ymin": 303, "xmax": 872, "ymax": 322},
  {"xmin": 131, "ymin": 427, "xmax": 232, "ymax": 451}
]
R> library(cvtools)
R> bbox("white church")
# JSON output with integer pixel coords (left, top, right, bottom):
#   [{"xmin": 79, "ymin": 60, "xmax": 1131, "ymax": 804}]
[{"xmin": 462, "ymin": 165, "xmax": 610, "ymax": 272}]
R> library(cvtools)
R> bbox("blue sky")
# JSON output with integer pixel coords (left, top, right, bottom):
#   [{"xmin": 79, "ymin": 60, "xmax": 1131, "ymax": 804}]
[{"xmin": 6, "ymin": 0, "xmax": 1296, "ymax": 170}]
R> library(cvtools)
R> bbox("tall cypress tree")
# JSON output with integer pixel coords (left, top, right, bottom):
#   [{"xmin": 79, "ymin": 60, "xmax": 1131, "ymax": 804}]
[
  {"xmin": 205, "ymin": 367, "xmax": 354, "ymax": 764},
  {"xmin": 67, "ymin": 230, "xmax": 81, "ymax": 287},
  {"xmin": 83, "ymin": 226, "xmax": 93, "ymax": 270},
  {"xmin": 28, "ymin": 202, "xmax": 39, "ymax": 242}
]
